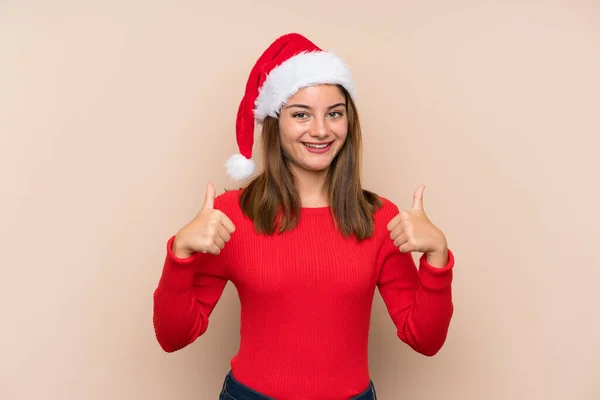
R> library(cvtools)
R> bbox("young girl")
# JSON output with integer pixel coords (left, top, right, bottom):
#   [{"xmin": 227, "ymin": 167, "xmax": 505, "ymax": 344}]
[{"xmin": 153, "ymin": 33, "xmax": 455, "ymax": 400}]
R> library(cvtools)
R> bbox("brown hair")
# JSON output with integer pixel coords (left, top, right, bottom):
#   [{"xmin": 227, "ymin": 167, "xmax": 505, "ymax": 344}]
[{"xmin": 238, "ymin": 85, "xmax": 382, "ymax": 240}]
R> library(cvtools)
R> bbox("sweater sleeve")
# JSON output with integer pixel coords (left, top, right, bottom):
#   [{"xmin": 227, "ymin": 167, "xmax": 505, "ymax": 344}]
[
  {"xmin": 375, "ymin": 210, "xmax": 455, "ymax": 357},
  {"xmin": 152, "ymin": 234, "xmax": 229, "ymax": 353}
]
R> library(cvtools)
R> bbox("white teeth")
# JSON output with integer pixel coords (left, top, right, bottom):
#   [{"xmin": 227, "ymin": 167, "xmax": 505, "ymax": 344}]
[{"xmin": 303, "ymin": 143, "xmax": 329, "ymax": 149}]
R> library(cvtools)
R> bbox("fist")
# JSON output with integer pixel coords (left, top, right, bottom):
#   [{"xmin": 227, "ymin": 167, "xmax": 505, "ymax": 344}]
[
  {"xmin": 173, "ymin": 183, "xmax": 236, "ymax": 258},
  {"xmin": 387, "ymin": 185, "xmax": 447, "ymax": 255}
]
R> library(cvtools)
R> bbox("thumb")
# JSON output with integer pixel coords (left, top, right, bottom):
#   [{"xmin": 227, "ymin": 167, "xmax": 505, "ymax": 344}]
[
  {"xmin": 412, "ymin": 184, "xmax": 425, "ymax": 210},
  {"xmin": 202, "ymin": 183, "xmax": 216, "ymax": 209}
]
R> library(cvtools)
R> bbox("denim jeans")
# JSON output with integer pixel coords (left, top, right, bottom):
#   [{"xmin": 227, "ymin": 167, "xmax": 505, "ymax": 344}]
[{"xmin": 218, "ymin": 370, "xmax": 377, "ymax": 400}]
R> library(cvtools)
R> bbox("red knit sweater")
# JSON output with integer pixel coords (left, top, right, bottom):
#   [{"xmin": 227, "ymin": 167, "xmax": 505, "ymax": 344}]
[{"xmin": 153, "ymin": 189, "xmax": 454, "ymax": 399}]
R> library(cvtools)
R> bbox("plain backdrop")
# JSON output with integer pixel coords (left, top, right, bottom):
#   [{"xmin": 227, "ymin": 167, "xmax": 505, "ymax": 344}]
[{"xmin": 1, "ymin": 1, "xmax": 599, "ymax": 399}]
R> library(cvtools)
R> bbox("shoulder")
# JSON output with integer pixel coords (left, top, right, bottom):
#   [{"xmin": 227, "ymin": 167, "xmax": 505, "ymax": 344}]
[
  {"xmin": 214, "ymin": 188, "xmax": 244, "ymax": 215},
  {"xmin": 215, "ymin": 188, "xmax": 242, "ymax": 204},
  {"xmin": 371, "ymin": 194, "xmax": 400, "ymax": 236},
  {"xmin": 362, "ymin": 189, "xmax": 399, "ymax": 219},
  {"xmin": 373, "ymin": 195, "xmax": 400, "ymax": 219}
]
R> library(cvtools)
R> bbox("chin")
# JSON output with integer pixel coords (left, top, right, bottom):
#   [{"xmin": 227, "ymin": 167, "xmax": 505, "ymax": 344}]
[{"xmin": 301, "ymin": 162, "xmax": 333, "ymax": 172}]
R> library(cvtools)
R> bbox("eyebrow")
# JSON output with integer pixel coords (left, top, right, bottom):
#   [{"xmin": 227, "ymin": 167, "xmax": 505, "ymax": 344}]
[{"xmin": 284, "ymin": 102, "xmax": 347, "ymax": 110}]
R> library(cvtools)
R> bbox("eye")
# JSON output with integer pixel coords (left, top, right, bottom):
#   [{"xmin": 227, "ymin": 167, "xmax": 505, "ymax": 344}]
[
  {"xmin": 328, "ymin": 111, "xmax": 344, "ymax": 118},
  {"xmin": 292, "ymin": 112, "xmax": 309, "ymax": 119}
]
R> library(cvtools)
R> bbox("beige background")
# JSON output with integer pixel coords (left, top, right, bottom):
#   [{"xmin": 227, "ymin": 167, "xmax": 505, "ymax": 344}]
[{"xmin": 1, "ymin": 1, "xmax": 599, "ymax": 399}]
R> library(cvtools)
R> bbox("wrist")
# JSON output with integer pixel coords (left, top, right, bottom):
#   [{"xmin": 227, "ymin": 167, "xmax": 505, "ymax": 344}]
[
  {"xmin": 172, "ymin": 236, "xmax": 193, "ymax": 259},
  {"xmin": 174, "ymin": 249, "xmax": 193, "ymax": 259},
  {"xmin": 426, "ymin": 246, "xmax": 448, "ymax": 268}
]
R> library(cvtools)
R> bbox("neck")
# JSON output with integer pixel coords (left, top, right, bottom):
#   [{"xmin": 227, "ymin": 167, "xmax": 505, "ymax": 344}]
[{"xmin": 292, "ymin": 166, "xmax": 329, "ymax": 208}]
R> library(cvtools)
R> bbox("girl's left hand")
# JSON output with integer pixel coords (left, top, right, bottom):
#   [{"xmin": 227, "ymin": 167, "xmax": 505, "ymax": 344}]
[{"xmin": 387, "ymin": 185, "xmax": 449, "ymax": 267}]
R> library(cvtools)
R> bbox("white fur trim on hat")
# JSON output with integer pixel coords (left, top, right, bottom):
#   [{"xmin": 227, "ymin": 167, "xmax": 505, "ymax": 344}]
[
  {"xmin": 254, "ymin": 51, "xmax": 356, "ymax": 122},
  {"xmin": 225, "ymin": 153, "xmax": 256, "ymax": 180}
]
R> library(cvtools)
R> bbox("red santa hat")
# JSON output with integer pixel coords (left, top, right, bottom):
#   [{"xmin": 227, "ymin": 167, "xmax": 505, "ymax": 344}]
[{"xmin": 225, "ymin": 33, "xmax": 356, "ymax": 180}]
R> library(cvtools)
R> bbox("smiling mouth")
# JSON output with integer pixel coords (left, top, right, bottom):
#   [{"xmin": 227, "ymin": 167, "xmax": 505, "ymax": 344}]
[{"xmin": 302, "ymin": 141, "xmax": 333, "ymax": 149}]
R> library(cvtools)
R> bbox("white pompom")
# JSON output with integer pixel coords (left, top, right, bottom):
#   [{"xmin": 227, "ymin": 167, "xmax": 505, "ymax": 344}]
[{"xmin": 225, "ymin": 153, "xmax": 255, "ymax": 180}]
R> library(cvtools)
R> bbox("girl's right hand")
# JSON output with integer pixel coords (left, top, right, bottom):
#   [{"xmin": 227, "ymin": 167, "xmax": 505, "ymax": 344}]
[{"xmin": 172, "ymin": 183, "xmax": 236, "ymax": 258}]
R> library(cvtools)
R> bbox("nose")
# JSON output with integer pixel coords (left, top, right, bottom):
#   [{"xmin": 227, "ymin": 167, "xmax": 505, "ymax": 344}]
[{"xmin": 309, "ymin": 115, "xmax": 329, "ymax": 139}]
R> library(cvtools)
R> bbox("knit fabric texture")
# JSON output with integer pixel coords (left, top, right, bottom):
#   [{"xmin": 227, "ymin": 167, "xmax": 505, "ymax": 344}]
[{"xmin": 153, "ymin": 189, "xmax": 454, "ymax": 399}]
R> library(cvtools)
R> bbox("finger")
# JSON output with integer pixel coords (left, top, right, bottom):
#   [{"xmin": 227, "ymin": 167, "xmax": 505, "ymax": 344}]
[
  {"xmin": 398, "ymin": 211, "xmax": 412, "ymax": 223},
  {"xmin": 218, "ymin": 213, "xmax": 236, "ymax": 234},
  {"xmin": 412, "ymin": 184, "xmax": 425, "ymax": 210},
  {"xmin": 393, "ymin": 231, "xmax": 409, "ymax": 248},
  {"xmin": 197, "ymin": 238, "xmax": 220, "ymax": 255},
  {"xmin": 213, "ymin": 235, "xmax": 225, "ymax": 250},
  {"xmin": 389, "ymin": 224, "xmax": 404, "ymax": 241},
  {"xmin": 387, "ymin": 214, "xmax": 401, "ymax": 231},
  {"xmin": 206, "ymin": 243, "xmax": 221, "ymax": 255},
  {"xmin": 217, "ymin": 224, "xmax": 231, "ymax": 243},
  {"xmin": 202, "ymin": 183, "xmax": 216, "ymax": 209},
  {"xmin": 399, "ymin": 241, "xmax": 414, "ymax": 253}
]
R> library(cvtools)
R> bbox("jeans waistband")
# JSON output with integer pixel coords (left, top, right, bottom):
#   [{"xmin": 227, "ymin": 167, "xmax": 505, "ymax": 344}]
[{"xmin": 219, "ymin": 370, "xmax": 377, "ymax": 400}]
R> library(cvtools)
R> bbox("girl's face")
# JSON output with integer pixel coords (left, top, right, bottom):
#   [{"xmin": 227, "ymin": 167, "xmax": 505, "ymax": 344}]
[{"xmin": 277, "ymin": 84, "xmax": 348, "ymax": 177}]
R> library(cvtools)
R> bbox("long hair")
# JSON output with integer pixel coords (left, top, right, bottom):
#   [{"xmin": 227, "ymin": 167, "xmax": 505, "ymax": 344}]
[{"xmin": 239, "ymin": 85, "xmax": 382, "ymax": 240}]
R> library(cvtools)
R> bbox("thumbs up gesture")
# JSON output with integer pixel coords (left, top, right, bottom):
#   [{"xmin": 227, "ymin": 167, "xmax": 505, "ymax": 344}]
[
  {"xmin": 387, "ymin": 185, "xmax": 448, "ymax": 267},
  {"xmin": 172, "ymin": 183, "xmax": 236, "ymax": 258}
]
